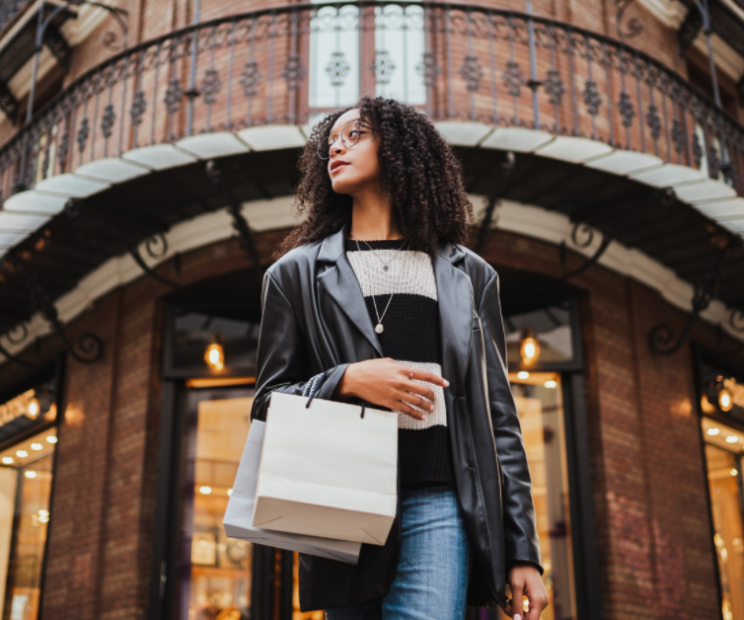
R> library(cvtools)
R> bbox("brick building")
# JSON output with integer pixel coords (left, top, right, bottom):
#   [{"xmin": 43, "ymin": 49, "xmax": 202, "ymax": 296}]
[{"xmin": 0, "ymin": 0, "xmax": 743, "ymax": 618}]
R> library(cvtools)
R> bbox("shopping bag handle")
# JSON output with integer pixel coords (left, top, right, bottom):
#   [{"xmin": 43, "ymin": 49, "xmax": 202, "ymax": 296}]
[{"xmin": 305, "ymin": 369, "xmax": 368, "ymax": 419}]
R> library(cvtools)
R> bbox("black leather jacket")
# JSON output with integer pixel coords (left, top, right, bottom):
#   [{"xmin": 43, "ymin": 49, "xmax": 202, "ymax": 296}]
[{"xmin": 251, "ymin": 225, "xmax": 542, "ymax": 611}]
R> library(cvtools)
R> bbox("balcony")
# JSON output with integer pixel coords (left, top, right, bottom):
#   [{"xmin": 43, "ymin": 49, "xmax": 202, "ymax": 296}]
[{"xmin": 0, "ymin": 1, "xmax": 742, "ymax": 341}]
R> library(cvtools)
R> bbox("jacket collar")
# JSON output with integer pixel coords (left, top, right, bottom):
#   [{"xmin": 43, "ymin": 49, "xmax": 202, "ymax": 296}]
[{"xmin": 317, "ymin": 226, "xmax": 473, "ymax": 388}]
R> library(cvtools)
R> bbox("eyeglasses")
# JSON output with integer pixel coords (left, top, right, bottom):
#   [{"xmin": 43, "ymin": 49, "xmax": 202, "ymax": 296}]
[{"xmin": 318, "ymin": 122, "xmax": 370, "ymax": 160}]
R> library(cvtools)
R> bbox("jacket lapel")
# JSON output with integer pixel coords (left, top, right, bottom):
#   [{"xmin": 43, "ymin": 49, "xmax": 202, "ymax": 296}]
[
  {"xmin": 317, "ymin": 226, "xmax": 384, "ymax": 357},
  {"xmin": 433, "ymin": 243, "xmax": 474, "ymax": 391}
]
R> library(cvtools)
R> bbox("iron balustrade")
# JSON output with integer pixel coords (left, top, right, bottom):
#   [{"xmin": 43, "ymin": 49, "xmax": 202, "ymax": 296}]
[
  {"xmin": 0, "ymin": 0, "xmax": 29, "ymax": 35},
  {"xmin": 1, "ymin": 0, "xmax": 743, "ymax": 199}
]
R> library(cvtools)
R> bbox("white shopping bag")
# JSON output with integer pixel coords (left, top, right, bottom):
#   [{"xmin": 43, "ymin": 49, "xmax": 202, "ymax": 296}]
[
  {"xmin": 223, "ymin": 419, "xmax": 361, "ymax": 564},
  {"xmin": 253, "ymin": 391, "xmax": 398, "ymax": 546}
]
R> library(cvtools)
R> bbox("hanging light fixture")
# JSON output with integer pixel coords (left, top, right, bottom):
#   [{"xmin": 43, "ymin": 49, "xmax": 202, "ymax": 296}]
[
  {"xmin": 719, "ymin": 387, "xmax": 734, "ymax": 412},
  {"xmin": 519, "ymin": 328, "xmax": 541, "ymax": 366},
  {"xmin": 204, "ymin": 334, "xmax": 225, "ymax": 371},
  {"xmin": 26, "ymin": 397, "xmax": 40, "ymax": 420}
]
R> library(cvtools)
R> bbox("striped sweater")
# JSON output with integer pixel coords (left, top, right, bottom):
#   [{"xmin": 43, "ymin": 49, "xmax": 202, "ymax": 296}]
[{"xmin": 344, "ymin": 238, "xmax": 454, "ymax": 488}]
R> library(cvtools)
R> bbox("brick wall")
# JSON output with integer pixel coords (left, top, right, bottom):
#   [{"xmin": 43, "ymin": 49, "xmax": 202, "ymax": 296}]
[{"xmin": 0, "ymin": 226, "xmax": 738, "ymax": 618}]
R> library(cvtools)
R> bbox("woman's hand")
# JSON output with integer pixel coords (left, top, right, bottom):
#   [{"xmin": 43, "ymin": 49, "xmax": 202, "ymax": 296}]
[
  {"xmin": 335, "ymin": 358, "xmax": 449, "ymax": 420},
  {"xmin": 502, "ymin": 564, "xmax": 549, "ymax": 620}
]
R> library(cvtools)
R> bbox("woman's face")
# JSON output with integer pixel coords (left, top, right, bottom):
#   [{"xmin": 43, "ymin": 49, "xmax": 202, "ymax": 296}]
[{"xmin": 326, "ymin": 108, "xmax": 381, "ymax": 195}]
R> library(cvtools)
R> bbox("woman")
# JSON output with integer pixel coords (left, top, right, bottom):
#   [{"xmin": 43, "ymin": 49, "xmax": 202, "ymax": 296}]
[{"xmin": 251, "ymin": 96, "xmax": 548, "ymax": 620}]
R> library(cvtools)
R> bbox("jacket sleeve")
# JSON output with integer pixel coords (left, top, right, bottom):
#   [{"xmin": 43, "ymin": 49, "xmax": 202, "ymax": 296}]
[
  {"xmin": 478, "ymin": 270, "xmax": 543, "ymax": 574},
  {"xmin": 251, "ymin": 271, "xmax": 349, "ymax": 421}
]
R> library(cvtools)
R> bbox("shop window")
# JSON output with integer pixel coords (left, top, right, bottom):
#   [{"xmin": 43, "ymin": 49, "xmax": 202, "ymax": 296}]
[
  {"xmin": 700, "ymin": 363, "xmax": 744, "ymax": 620},
  {"xmin": 504, "ymin": 302, "xmax": 577, "ymax": 368},
  {"xmin": 165, "ymin": 309, "xmax": 260, "ymax": 378},
  {"xmin": 175, "ymin": 387, "xmax": 256, "ymax": 620},
  {"xmin": 0, "ymin": 383, "xmax": 58, "ymax": 620},
  {"xmin": 509, "ymin": 371, "xmax": 576, "ymax": 620}
]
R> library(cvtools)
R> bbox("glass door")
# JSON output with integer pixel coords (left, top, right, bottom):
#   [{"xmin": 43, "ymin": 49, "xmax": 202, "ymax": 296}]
[
  {"xmin": 509, "ymin": 371, "xmax": 576, "ymax": 620},
  {"xmin": 174, "ymin": 386, "xmax": 256, "ymax": 620}
]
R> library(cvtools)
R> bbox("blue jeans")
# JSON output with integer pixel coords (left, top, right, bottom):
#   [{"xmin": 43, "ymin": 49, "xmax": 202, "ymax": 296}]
[{"xmin": 326, "ymin": 486, "xmax": 471, "ymax": 620}]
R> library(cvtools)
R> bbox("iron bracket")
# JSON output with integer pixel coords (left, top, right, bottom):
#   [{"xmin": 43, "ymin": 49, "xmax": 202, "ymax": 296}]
[
  {"xmin": 205, "ymin": 160, "xmax": 264, "ymax": 273},
  {"xmin": 564, "ymin": 188, "xmax": 675, "ymax": 280},
  {"xmin": 65, "ymin": 199, "xmax": 178, "ymax": 289},
  {"xmin": 4, "ymin": 254, "xmax": 103, "ymax": 364},
  {"xmin": 649, "ymin": 236, "xmax": 742, "ymax": 355},
  {"xmin": 474, "ymin": 152, "xmax": 516, "ymax": 255}
]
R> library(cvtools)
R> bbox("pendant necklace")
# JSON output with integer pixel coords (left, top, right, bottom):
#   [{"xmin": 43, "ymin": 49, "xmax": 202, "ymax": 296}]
[{"xmin": 350, "ymin": 232, "xmax": 408, "ymax": 334}]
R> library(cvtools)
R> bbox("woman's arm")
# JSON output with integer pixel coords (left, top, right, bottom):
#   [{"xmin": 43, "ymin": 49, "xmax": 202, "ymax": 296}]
[
  {"xmin": 251, "ymin": 271, "xmax": 349, "ymax": 421},
  {"xmin": 477, "ymin": 271, "xmax": 544, "ymax": 571}
]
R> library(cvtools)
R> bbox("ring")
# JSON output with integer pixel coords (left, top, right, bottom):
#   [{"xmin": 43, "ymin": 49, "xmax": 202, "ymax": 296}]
[{"xmin": 409, "ymin": 367, "xmax": 414, "ymax": 380}]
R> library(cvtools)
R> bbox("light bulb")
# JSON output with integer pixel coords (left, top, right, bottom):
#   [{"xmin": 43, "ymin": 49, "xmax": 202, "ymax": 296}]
[
  {"xmin": 25, "ymin": 470, "xmax": 37, "ymax": 479},
  {"xmin": 726, "ymin": 435, "xmax": 739, "ymax": 443},
  {"xmin": 31, "ymin": 443, "xmax": 43, "ymax": 451},
  {"xmin": 519, "ymin": 329, "xmax": 541, "ymax": 366},
  {"xmin": 719, "ymin": 388, "xmax": 733, "ymax": 412},
  {"xmin": 46, "ymin": 435, "xmax": 57, "ymax": 444},
  {"xmin": 227, "ymin": 488, "xmax": 233, "ymax": 496},
  {"xmin": 199, "ymin": 486, "xmax": 212, "ymax": 495},
  {"xmin": 707, "ymin": 427, "xmax": 720, "ymax": 436},
  {"xmin": 27, "ymin": 398, "xmax": 40, "ymax": 419},
  {"xmin": 544, "ymin": 380, "xmax": 557, "ymax": 389},
  {"xmin": 204, "ymin": 334, "xmax": 225, "ymax": 371},
  {"xmin": 517, "ymin": 371, "xmax": 529, "ymax": 380},
  {"xmin": 1, "ymin": 457, "xmax": 13, "ymax": 465},
  {"xmin": 16, "ymin": 450, "xmax": 28, "ymax": 458},
  {"xmin": 732, "ymin": 469, "xmax": 738, "ymax": 477}
]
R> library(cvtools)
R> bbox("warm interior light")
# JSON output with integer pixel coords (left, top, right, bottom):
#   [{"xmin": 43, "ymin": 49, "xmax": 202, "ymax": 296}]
[
  {"xmin": 1, "ymin": 457, "xmax": 12, "ymax": 465},
  {"xmin": 227, "ymin": 488, "xmax": 233, "ymax": 496},
  {"xmin": 30, "ymin": 443, "xmax": 43, "ymax": 451},
  {"xmin": 199, "ymin": 486, "xmax": 212, "ymax": 495},
  {"xmin": 719, "ymin": 388, "xmax": 734, "ymax": 412},
  {"xmin": 732, "ymin": 469, "xmax": 739, "ymax": 477},
  {"xmin": 204, "ymin": 334, "xmax": 225, "ymax": 371},
  {"xmin": 544, "ymin": 380, "xmax": 557, "ymax": 389},
  {"xmin": 519, "ymin": 329, "xmax": 540, "ymax": 366},
  {"xmin": 46, "ymin": 435, "xmax": 57, "ymax": 444},
  {"xmin": 24, "ymin": 470, "xmax": 37, "ymax": 479},
  {"xmin": 700, "ymin": 394, "xmax": 716, "ymax": 414},
  {"xmin": 726, "ymin": 435, "xmax": 739, "ymax": 443},
  {"xmin": 16, "ymin": 450, "xmax": 27, "ymax": 458},
  {"xmin": 38, "ymin": 509, "xmax": 49, "ymax": 523},
  {"xmin": 517, "ymin": 371, "xmax": 530, "ymax": 380},
  {"xmin": 26, "ymin": 398, "xmax": 40, "ymax": 419},
  {"xmin": 707, "ymin": 427, "xmax": 721, "ymax": 436}
]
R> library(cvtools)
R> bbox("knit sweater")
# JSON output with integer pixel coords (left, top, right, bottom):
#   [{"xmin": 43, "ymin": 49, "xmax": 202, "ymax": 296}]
[{"xmin": 343, "ymin": 238, "xmax": 455, "ymax": 488}]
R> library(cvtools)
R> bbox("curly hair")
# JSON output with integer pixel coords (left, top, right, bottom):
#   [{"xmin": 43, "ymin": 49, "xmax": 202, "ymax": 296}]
[{"xmin": 275, "ymin": 96, "xmax": 474, "ymax": 258}]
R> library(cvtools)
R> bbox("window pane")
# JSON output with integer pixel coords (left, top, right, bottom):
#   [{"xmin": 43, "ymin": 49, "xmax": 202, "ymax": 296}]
[
  {"xmin": 504, "ymin": 304, "xmax": 574, "ymax": 367},
  {"xmin": 179, "ymin": 390, "xmax": 255, "ymax": 620},
  {"xmin": 374, "ymin": 4, "xmax": 426, "ymax": 104},
  {"xmin": 309, "ymin": 4, "xmax": 360, "ymax": 111},
  {"xmin": 510, "ymin": 372, "xmax": 575, "ymax": 620},
  {"xmin": 0, "ymin": 428, "xmax": 56, "ymax": 620},
  {"xmin": 704, "ymin": 440, "xmax": 744, "ymax": 620}
]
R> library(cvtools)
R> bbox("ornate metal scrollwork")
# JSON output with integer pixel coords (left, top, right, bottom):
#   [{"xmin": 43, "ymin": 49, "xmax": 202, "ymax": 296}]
[
  {"xmin": 326, "ymin": 52, "xmax": 350, "ymax": 88},
  {"xmin": 730, "ymin": 309, "xmax": 744, "ymax": 332},
  {"xmin": 65, "ymin": 199, "xmax": 178, "ymax": 288},
  {"xmin": 616, "ymin": 0, "xmax": 643, "ymax": 39},
  {"xmin": 649, "ymin": 237, "xmax": 742, "ymax": 355},
  {"xmin": 6, "ymin": 322, "xmax": 28, "ymax": 345},
  {"xmin": 5, "ymin": 255, "xmax": 103, "ymax": 364},
  {"xmin": 205, "ymin": 160, "xmax": 264, "ymax": 273},
  {"xmin": 416, "ymin": 52, "xmax": 441, "ymax": 88},
  {"xmin": 565, "ymin": 188, "xmax": 675, "ymax": 281}
]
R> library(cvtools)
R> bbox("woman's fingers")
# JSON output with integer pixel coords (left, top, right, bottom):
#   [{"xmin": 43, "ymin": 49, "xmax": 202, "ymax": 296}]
[
  {"xmin": 400, "ymin": 380, "xmax": 436, "ymax": 402},
  {"xmin": 395, "ymin": 400, "xmax": 426, "ymax": 421},
  {"xmin": 408, "ymin": 366, "xmax": 449, "ymax": 388}
]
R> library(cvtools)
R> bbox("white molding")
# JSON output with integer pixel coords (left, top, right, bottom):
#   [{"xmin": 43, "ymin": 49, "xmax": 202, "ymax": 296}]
[
  {"xmin": 1, "ymin": 192, "xmax": 741, "ymax": 367},
  {"xmin": 634, "ymin": 0, "xmax": 687, "ymax": 29}
]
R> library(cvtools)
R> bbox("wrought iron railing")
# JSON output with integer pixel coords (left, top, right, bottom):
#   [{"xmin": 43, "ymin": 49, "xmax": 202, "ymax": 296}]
[
  {"xmin": 1, "ymin": 1, "xmax": 743, "ymax": 200},
  {"xmin": 0, "ymin": 0, "xmax": 29, "ymax": 35}
]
